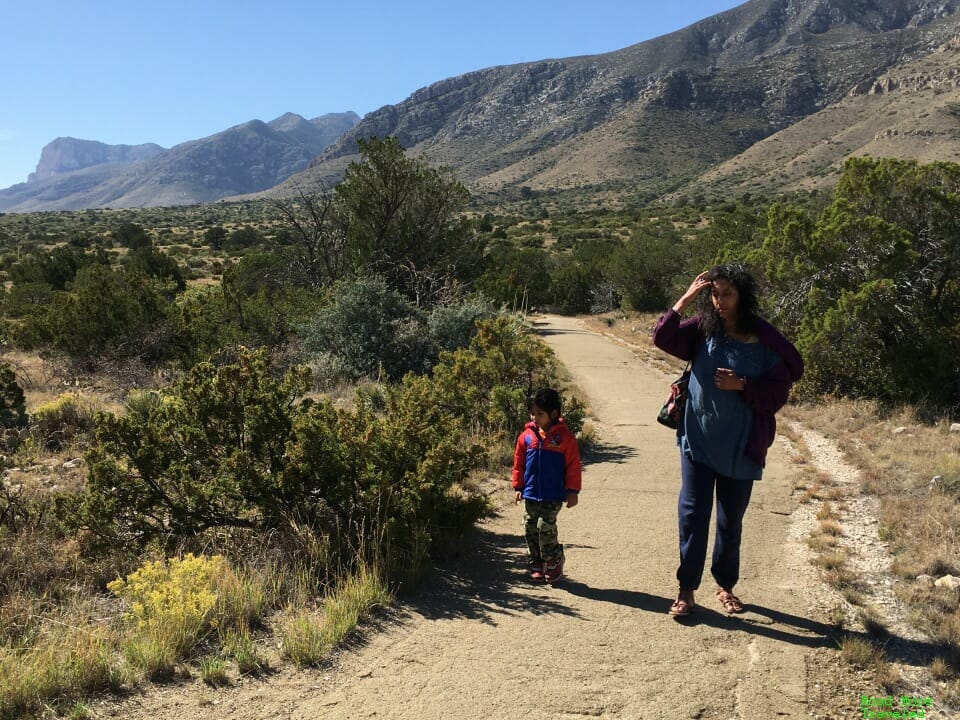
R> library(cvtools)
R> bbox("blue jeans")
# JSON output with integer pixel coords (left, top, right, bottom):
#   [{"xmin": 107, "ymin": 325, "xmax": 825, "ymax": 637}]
[{"xmin": 676, "ymin": 452, "xmax": 754, "ymax": 592}]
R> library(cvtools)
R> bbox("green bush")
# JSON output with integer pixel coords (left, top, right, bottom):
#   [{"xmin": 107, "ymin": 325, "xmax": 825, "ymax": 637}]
[
  {"xmin": 13, "ymin": 263, "xmax": 174, "ymax": 363},
  {"xmin": 302, "ymin": 277, "xmax": 492, "ymax": 384},
  {"xmin": 301, "ymin": 275, "xmax": 429, "ymax": 381},
  {"xmin": 750, "ymin": 157, "xmax": 960, "ymax": 410},
  {"xmin": 426, "ymin": 296, "xmax": 495, "ymax": 352},
  {"xmin": 79, "ymin": 315, "xmax": 571, "ymax": 582},
  {"xmin": 606, "ymin": 224, "xmax": 682, "ymax": 311}
]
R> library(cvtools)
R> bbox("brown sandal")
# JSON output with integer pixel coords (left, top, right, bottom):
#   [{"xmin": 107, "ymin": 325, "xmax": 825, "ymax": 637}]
[
  {"xmin": 716, "ymin": 587, "xmax": 745, "ymax": 614},
  {"xmin": 669, "ymin": 590, "xmax": 695, "ymax": 617}
]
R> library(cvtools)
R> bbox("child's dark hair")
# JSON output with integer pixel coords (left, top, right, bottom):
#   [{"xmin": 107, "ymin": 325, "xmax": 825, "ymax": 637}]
[
  {"xmin": 697, "ymin": 262, "xmax": 760, "ymax": 337},
  {"xmin": 530, "ymin": 388, "xmax": 562, "ymax": 416}
]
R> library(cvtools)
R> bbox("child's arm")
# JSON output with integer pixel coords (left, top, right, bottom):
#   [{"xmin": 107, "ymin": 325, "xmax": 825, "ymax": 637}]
[
  {"xmin": 564, "ymin": 432, "xmax": 582, "ymax": 508},
  {"xmin": 511, "ymin": 431, "xmax": 527, "ymax": 504}
]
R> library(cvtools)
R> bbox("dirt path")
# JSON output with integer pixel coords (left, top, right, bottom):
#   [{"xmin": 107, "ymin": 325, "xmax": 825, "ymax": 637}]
[{"xmin": 98, "ymin": 314, "xmax": 837, "ymax": 720}]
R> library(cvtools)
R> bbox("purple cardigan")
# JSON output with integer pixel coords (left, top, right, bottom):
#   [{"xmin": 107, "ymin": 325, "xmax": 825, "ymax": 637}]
[{"xmin": 652, "ymin": 309, "xmax": 804, "ymax": 468}]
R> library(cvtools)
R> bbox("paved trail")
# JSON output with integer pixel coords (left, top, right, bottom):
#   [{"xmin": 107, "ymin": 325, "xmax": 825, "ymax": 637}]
[{"xmin": 104, "ymin": 314, "xmax": 831, "ymax": 720}]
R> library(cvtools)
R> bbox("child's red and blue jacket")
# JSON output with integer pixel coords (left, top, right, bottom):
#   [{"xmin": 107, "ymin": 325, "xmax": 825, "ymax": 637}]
[{"xmin": 512, "ymin": 418, "xmax": 582, "ymax": 502}]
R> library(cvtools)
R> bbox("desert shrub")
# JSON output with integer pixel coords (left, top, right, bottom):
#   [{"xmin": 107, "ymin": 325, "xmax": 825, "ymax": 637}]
[
  {"xmin": 548, "ymin": 259, "xmax": 600, "ymax": 314},
  {"xmin": 425, "ymin": 296, "xmax": 495, "ymax": 352},
  {"xmin": 475, "ymin": 246, "xmax": 552, "ymax": 309},
  {"xmin": 605, "ymin": 224, "xmax": 683, "ymax": 311},
  {"xmin": 113, "ymin": 222, "xmax": 151, "ymax": 250},
  {"xmin": 3, "ymin": 282, "xmax": 54, "ymax": 319},
  {"xmin": 123, "ymin": 246, "xmax": 187, "ymax": 294},
  {"xmin": 108, "ymin": 554, "xmax": 228, "ymax": 662},
  {"xmin": 219, "ymin": 251, "xmax": 318, "ymax": 349},
  {"xmin": 167, "ymin": 285, "xmax": 236, "ymax": 366},
  {"xmin": 7, "ymin": 245, "xmax": 109, "ymax": 291},
  {"xmin": 14, "ymin": 264, "xmax": 174, "ymax": 363},
  {"xmin": 107, "ymin": 553, "xmax": 272, "ymax": 667},
  {"xmin": 29, "ymin": 392, "xmax": 97, "ymax": 449},
  {"xmin": 301, "ymin": 275, "xmax": 430, "ymax": 382},
  {"xmin": 79, "ymin": 317, "xmax": 568, "ymax": 579},
  {"xmin": 223, "ymin": 226, "xmax": 263, "ymax": 252},
  {"xmin": 203, "ymin": 226, "xmax": 227, "ymax": 250},
  {"xmin": 81, "ymin": 348, "xmax": 313, "ymax": 547}
]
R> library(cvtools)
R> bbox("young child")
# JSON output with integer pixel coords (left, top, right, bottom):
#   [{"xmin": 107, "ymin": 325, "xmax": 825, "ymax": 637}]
[{"xmin": 512, "ymin": 388, "xmax": 581, "ymax": 583}]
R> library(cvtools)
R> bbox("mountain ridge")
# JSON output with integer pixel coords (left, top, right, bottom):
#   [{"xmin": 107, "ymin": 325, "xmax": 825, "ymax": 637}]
[
  {"xmin": 0, "ymin": 112, "xmax": 360, "ymax": 211},
  {"xmin": 276, "ymin": 0, "xmax": 960, "ymax": 203}
]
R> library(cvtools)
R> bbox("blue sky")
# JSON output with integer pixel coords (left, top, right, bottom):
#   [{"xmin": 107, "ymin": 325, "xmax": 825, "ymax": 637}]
[{"xmin": 0, "ymin": 0, "xmax": 745, "ymax": 190}]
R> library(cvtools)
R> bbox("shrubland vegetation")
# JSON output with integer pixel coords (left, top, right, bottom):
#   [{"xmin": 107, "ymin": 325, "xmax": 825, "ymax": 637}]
[{"xmin": 0, "ymin": 142, "xmax": 958, "ymax": 714}]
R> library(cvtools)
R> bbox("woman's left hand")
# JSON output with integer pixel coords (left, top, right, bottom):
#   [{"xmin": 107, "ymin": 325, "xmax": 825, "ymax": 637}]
[{"xmin": 714, "ymin": 368, "xmax": 746, "ymax": 391}]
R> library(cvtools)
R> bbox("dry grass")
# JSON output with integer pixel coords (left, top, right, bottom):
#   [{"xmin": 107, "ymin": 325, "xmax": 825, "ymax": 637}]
[
  {"xmin": 278, "ymin": 564, "xmax": 391, "ymax": 667},
  {"xmin": 778, "ymin": 400, "xmax": 958, "ymax": 707},
  {"xmin": 787, "ymin": 400, "xmax": 960, "ymax": 651},
  {"xmin": 840, "ymin": 634, "xmax": 888, "ymax": 670}
]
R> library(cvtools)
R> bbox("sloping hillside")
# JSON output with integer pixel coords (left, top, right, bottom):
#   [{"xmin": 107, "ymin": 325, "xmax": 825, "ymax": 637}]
[
  {"xmin": 277, "ymin": 0, "xmax": 960, "ymax": 202},
  {"xmin": 684, "ymin": 36, "xmax": 960, "ymax": 199}
]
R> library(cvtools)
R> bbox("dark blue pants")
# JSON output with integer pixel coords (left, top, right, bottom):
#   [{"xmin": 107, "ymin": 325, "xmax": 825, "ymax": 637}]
[{"xmin": 677, "ymin": 452, "xmax": 755, "ymax": 592}]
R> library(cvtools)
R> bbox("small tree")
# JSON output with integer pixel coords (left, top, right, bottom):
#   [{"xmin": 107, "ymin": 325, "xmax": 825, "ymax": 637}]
[
  {"xmin": 113, "ymin": 222, "xmax": 152, "ymax": 250},
  {"xmin": 336, "ymin": 137, "xmax": 479, "ymax": 303},
  {"xmin": 203, "ymin": 226, "xmax": 227, "ymax": 250},
  {"xmin": 606, "ymin": 224, "xmax": 683, "ymax": 311}
]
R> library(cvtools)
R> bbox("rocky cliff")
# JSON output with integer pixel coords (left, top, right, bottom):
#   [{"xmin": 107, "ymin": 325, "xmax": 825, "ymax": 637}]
[{"xmin": 28, "ymin": 139, "xmax": 167, "ymax": 182}]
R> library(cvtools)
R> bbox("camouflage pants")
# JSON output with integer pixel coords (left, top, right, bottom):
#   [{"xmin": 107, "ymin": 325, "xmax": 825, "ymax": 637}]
[{"xmin": 523, "ymin": 500, "xmax": 564, "ymax": 564}]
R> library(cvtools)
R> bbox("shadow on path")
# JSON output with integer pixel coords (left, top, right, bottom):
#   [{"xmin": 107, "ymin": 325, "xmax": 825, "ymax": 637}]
[
  {"xmin": 405, "ymin": 524, "xmax": 584, "ymax": 625},
  {"xmin": 582, "ymin": 441, "xmax": 638, "ymax": 466},
  {"xmin": 663, "ymin": 601, "xmax": 953, "ymax": 668},
  {"xmin": 558, "ymin": 581, "xmax": 671, "ymax": 614}
]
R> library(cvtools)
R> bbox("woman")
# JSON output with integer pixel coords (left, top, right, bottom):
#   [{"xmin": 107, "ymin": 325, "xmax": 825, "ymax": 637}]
[{"xmin": 652, "ymin": 264, "xmax": 803, "ymax": 617}]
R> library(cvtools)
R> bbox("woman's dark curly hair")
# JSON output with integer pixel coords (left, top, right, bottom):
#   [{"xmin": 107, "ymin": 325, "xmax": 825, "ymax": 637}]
[{"xmin": 696, "ymin": 263, "xmax": 760, "ymax": 337}]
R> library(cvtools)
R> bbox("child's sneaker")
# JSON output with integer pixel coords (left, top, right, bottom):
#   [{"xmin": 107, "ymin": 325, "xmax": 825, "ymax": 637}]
[
  {"xmin": 544, "ymin": 558, "xmax": 564, "ymax": 584},
  {"xmin": 529, "ymin": 562, "xmax": 545, "ymax": 582}
]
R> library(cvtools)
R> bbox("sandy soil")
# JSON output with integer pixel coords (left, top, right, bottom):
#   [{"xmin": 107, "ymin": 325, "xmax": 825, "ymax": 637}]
[{"xmin": 89, "ymin": 314, "xmax": 943, "ymax": 720}]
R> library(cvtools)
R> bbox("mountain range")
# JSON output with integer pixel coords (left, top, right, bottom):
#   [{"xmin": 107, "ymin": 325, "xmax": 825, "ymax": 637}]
[
  {"xmin": 0, "ymin": 112, "xmax": 360, "ymax": 212},
  {"xmin": 4, "ymin": 0, "xmax": 960, "ymax": 212}
]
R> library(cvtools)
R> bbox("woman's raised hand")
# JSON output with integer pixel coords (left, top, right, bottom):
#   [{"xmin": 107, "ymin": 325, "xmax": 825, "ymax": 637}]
[{"xmin": 673, "ymin": 271, "xmax": 711, "ymax": 313}]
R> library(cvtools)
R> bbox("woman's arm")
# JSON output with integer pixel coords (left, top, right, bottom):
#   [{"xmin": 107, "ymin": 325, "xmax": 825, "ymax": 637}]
[
  {"xmin": 652, "ymin": 309, "xmax": 703, "ymax": 361},
  {"xmin": 652, "ymin": 271, "xmax": 710, "ymax": 361}
]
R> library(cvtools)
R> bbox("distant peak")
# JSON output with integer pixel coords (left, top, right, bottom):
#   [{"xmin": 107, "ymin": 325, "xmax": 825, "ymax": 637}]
[{"xmin": 268, "ymin": 112, "xmax": 310, "ymax": 131}]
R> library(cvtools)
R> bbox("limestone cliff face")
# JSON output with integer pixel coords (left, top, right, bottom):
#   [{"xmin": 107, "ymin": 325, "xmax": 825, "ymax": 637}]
[{"xmin": 28, "ymin": 139, "xmax": 166, "ymax": 182}]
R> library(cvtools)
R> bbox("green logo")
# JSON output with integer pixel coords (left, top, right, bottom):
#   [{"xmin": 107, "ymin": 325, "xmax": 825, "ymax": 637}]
[{"xmin": 859, "ymin": 695, "xmax": 933, "ymax": 718}]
